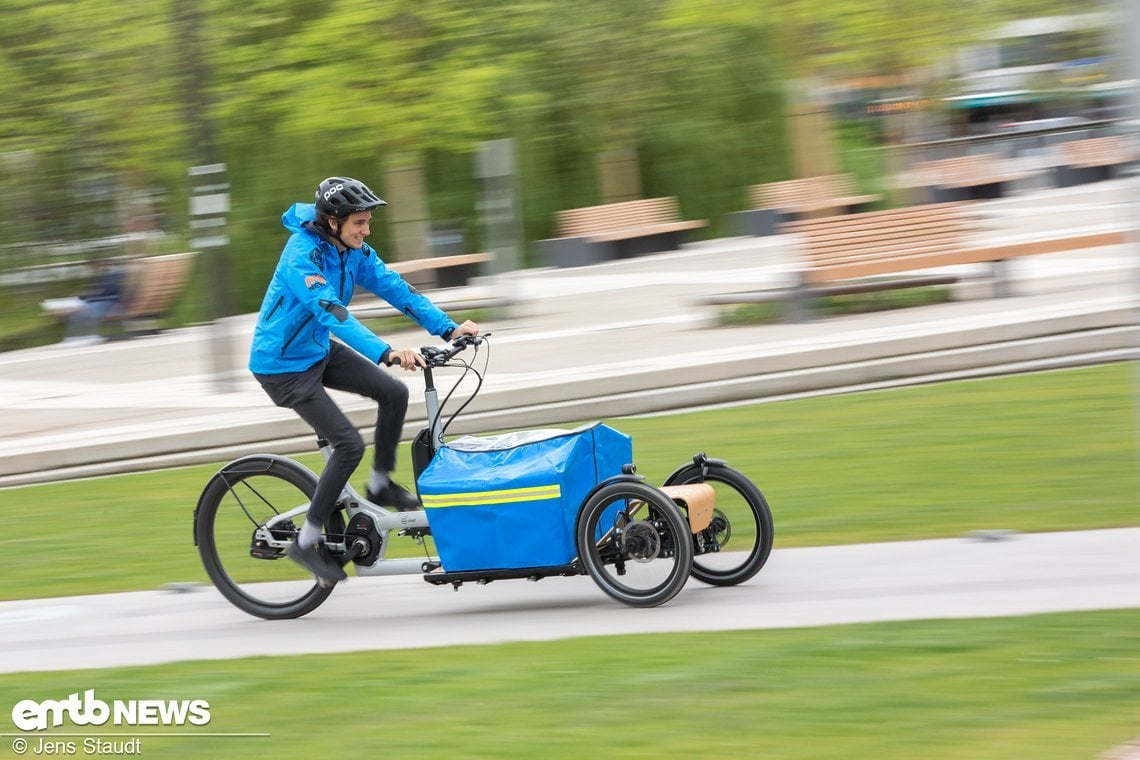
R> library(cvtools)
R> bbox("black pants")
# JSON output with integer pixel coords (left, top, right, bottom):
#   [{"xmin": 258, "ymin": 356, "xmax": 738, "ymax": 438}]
[{"xmin": 254, "ymin": 343, "xmax": 409, "ymax": 526}]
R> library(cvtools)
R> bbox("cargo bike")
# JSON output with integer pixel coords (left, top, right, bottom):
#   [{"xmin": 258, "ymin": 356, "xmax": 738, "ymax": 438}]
[{"xmin": 194, "ymin": 334, "xmax": 774, "ymax": 619}]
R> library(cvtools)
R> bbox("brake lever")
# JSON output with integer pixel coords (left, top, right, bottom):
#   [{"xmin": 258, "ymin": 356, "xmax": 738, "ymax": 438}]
[
  {"xmin": 451, "ymin": 331, "xmax": 491, "ymax": 348},
  {"xmin": 419, "ymin": 346, "xmax": 449, "ymax": 366}
]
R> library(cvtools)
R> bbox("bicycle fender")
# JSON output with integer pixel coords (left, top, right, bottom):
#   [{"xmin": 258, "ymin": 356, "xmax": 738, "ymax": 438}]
[
  {"xmin": 577, "ymin": 472, "xmax": 644, "ymax": 509},
  {"xmin": 663, "ymin": 452, "xmax": 729, "ymax": 486},
  {"xmin": 192, "ymin": 454, "xmax": 319, "ymax": 546}
]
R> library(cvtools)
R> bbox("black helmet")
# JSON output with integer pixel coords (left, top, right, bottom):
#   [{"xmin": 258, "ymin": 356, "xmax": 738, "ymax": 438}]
[{"xmin": 315, "ymin": 177, "xmax": 387, "ymax": 217}]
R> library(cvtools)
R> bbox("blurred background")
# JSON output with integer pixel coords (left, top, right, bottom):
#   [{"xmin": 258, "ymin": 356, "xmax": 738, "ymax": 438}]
[{"xmin": 0, "ymin": 0, "xmax": 1135, "ymax": 348}]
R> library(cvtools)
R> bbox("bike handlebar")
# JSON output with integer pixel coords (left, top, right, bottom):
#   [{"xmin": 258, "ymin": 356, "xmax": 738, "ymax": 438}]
[{"xmin": 389, "ymin": 332, "xmax": 490, "ymax": 368}]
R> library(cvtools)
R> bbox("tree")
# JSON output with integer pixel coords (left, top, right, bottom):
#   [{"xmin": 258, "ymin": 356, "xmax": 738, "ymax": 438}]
[
  {"xmin": 0, "ymin": 0, "xmax": 1098, "ymax": 313},
  {"xmin": 0, "ymin": 0, "xmax": 180, "ymax": 246}
]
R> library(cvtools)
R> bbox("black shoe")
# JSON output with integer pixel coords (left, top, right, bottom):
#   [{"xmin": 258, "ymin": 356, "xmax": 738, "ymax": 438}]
[
  {"xmin": 286, "ymin": 540, "xmax": 347, "ymax": 588},
  {"xmin": 367, "ymin": 482, "xmax": 422, "ymax": 511}
]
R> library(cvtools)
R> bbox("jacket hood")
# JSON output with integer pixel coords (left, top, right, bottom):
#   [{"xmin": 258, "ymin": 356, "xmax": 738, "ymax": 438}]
[{"xmin": 281, "ymin": 203, "xmax": 318, "ymax": 234}]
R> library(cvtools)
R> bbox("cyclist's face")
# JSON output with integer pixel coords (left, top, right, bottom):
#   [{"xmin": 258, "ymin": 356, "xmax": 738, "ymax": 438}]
[{"xmin": 333, "ymin": 210, "xmax": 371, "ymax": 249}]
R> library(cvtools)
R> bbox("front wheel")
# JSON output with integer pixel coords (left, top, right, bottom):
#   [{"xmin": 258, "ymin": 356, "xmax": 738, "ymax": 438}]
[
  {"xmin": 665, "ymin": 461, "xmax": 773, "ymax": 587},
  {"xmin": 194, "ymin": 455, "xmax": 344, "ymax": 620},
  {"xmin": 575, "ymin": 480, "xmax": 693, "ymax": 607}
]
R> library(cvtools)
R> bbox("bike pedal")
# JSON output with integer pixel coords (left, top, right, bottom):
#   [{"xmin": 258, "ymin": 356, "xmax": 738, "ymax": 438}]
[{"xmin": 250, "ymin": 546, "xmax": 282, "ymax": 560}]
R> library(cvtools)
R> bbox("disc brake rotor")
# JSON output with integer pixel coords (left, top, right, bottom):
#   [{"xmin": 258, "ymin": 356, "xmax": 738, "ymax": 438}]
[
  {"xmin": 620, "ymin": 519, "xmax": 661, "ymax": 562},
  {"xmin": 707, "ymin": 508, "xmax": 731, "ymax": 547}
]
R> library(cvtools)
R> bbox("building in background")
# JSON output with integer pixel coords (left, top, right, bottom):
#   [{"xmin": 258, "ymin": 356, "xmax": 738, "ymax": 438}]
[{"xmin": 945, "ymin": 13, "xmax": 1130, "ymax": 134}]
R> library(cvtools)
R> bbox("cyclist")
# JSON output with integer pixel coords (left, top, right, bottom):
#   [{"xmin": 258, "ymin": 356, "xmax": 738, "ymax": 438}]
[{"xmin": 249, "ymin": 176, "xmax": 478, "ymax": 585}]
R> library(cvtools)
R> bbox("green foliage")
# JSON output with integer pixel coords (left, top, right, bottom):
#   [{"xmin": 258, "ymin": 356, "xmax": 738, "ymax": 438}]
[
  {"xmin": 769, "ymin": 0, "xmax": 1091, "ymax": 78},
  {"xmin": 0, "ymin": 0, "xmax": 1108, "ymax": 313}
]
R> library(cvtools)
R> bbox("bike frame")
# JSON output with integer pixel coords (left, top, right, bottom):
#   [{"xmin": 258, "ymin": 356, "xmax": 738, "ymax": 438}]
[{"xmin": 254, "ymin": 347, "xmax": 459, "ymax": 577}]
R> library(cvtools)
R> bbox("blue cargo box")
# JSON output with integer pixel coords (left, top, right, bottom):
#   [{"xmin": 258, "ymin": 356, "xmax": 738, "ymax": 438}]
[{"xmin": 417, "ymin": 423, "xmax": 633, "ymax": 572}]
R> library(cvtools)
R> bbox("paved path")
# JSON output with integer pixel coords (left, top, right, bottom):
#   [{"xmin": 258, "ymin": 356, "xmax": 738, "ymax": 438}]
[{"xmin": 1, "ymin": 527, "xmax": 1137, "ymax": 674}]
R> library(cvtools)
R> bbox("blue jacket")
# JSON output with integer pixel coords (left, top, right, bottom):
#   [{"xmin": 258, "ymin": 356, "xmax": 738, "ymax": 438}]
[{"xmin": 249, "ymin": 203, "xmax": 457, "ymax": 375}]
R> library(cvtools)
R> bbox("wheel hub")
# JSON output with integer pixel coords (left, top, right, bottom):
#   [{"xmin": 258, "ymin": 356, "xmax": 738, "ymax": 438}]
[{"xmin": 620, "ymin": 520, "xmax": 661, "ymax": 562}]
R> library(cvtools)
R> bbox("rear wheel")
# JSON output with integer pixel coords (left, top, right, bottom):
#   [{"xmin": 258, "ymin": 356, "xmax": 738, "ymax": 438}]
[
  {"xmin": 575, "ymin": 480, "xmax": 693, "ymax": 607},
  {"xmin": 194, "ymin": 456, "xmax": 344, "ymax": 620},
  {"xmin": 665, "ymin": 462, "xmax": 773, "ymax": 586}
]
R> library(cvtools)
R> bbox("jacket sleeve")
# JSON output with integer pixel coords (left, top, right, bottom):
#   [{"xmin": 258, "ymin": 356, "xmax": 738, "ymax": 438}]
[
  {"xmin": 280, "ymin": 239, "xmax": 391, "ymax": 363},
  {"xmin": 355, "ymin": 247, "xmax": 458, "ymax": 338}
]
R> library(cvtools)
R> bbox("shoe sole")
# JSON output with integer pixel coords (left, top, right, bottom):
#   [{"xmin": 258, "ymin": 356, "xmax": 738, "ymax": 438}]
[{"xmin": 286, "ymin": 544, "xmax": 347, "ymax": 586}]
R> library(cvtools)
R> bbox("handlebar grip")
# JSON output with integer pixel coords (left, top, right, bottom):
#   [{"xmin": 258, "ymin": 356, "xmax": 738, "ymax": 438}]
[{"xmin": 388, "ymin": 351, "xmax": 431, "ymax": 367}]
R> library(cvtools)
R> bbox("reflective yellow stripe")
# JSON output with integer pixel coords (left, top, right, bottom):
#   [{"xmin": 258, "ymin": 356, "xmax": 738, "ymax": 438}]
[{"xmin": 421, "ymin": 484, "xmax": 562, "ymax": 509}]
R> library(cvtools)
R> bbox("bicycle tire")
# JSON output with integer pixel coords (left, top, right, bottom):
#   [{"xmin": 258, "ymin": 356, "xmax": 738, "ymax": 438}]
[
  {"xmin": 575, "ymin": 480, "xmax": 693, "ymax": 607},
  {"xmin": 665, "ymin": 462, "xmax": 773, "ymax": 586},
  {"xmin": 194, "ymin": 455, "xmax": 342, "ymax": 620}
]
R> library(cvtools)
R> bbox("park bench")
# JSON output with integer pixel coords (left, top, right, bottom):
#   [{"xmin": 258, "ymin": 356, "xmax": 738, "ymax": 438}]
[
  {"xmin": 701, "ymin": 202, "xmax": 1130, "ymax": 322},
  {"xmin": 911, "ymin": 154, "xmax": 1037, "ymax": 202},
  {"xmin": 752, "ymin": 174, "xmax": 881, "ymax": 218},
  {"xmin": 387, "ymin": 252, "xmax": 494, "ymax": 290},
  {"xmin": 540, "ymin": 197, "xmax": 708, "ymax": 268},
  {"xmin": 731, "ymin": 174, "xmax": 881, "ymax": 236},
  {"xmin": 1054, "ymin": 136, "xmax": 1140, "ymax": 186},
  {"xmin": 110, "ymin": 251, "xmax": 198, "ymax": 334}
]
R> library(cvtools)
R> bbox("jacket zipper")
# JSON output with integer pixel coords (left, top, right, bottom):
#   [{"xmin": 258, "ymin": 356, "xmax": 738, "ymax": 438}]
[
  {"xmin": 339, "ymin": 252, "xmax": 351, "ymax": 302},
  {"xmin": 265, "ymin": 295, "xmax": 284, "ymax": 322},
  {"xmin": 280, "ymin": 314, "xmax": 314, "ymax": 357}
]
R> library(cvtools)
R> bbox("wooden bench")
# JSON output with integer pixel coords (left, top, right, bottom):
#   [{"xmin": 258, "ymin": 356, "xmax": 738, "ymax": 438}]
[
  {"xmin": 540, "ymin": 197, "xmax": 708, "ymax": 268},
  {"xmin": 781, "ymin": 202, "xmax": 1128, "ymax": 318},
  {"xmin": 1054, "ymin": 136, "xmax": 1140, "ymax": 186},
  {"xmin": 752, "ymin": 174, "xmax": 880, "ymax": 217},
  {"xmin": 387, "ymin": 252, "xmax": 493, "ymax": 290},
  {"xmin": 700, "ymin": 203, "xmax": 1131, "ymax": 322},
  {"xmin": 110, "ymin": 251, "xmax": 197, "ymax": 334},
  {"xmin": 911, "ymin": 155, "xmax": 1037, "ymax": 202},
  {"xmin": 731, "ymin": 174, "xmax": 881, "ymax": 236}
]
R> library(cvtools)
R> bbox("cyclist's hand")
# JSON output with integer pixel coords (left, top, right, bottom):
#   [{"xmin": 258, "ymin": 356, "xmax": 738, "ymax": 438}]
[
  {"xmin": 387, "ymin": 347, "xmax": 427, "ymax": 371},
  {"xmin": 453, "ymin": 320, "xmax": 479, "ymax": 338}
]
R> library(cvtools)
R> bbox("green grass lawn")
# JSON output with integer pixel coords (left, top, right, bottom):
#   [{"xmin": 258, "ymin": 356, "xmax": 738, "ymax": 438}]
[
  {"xmin": 0, "ymin": 362, "xmax": 1136, "ymax": 601},
  {"xmin": 1, "ymin": 364, "xmax": 1137, "ymax": 759},
  {"xmin": 1, "ymin": 610, "xmax": 1137, "ymax": 759}
]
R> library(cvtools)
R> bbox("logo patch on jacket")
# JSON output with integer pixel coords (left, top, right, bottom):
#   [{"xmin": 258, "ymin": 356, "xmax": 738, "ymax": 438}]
[{"xmin": 304, "ymin": 274, "xmax": 327, "ymax": 291}]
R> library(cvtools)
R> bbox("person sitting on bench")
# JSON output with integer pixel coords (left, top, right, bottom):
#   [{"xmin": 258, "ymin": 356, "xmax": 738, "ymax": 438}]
[{"xmin": 53, "ymin": 258, "xmax": 125, "ymax": 346}]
